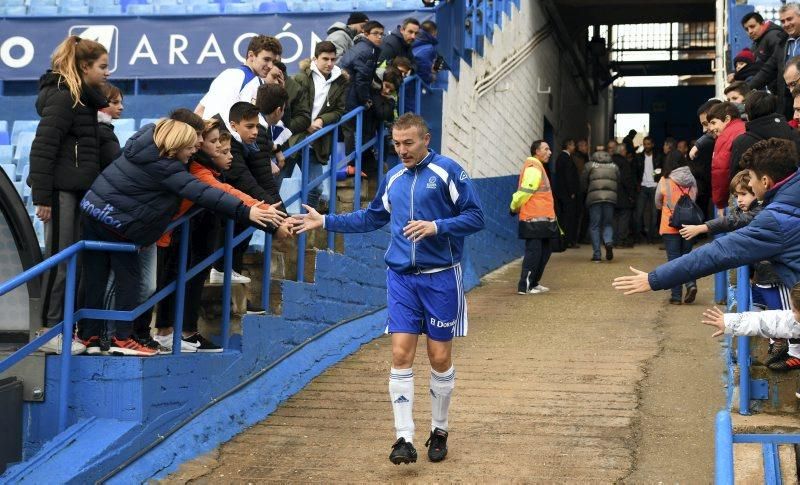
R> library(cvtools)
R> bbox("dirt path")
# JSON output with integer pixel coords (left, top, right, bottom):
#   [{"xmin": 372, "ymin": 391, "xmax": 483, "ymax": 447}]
[{"xmin": 160, "ymin": 244, "xmax": 725, "ymax": 483}]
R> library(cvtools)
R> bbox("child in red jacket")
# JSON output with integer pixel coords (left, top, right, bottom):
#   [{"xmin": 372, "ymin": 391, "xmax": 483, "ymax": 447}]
[{"xmin": 707, "ymin": 102, "xmax": 746, "ymax": 215}]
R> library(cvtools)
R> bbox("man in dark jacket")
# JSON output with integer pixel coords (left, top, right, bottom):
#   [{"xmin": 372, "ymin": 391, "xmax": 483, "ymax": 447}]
[
  {"xmin": 553, "ymin": 139, "xmax": 580, "ymax": 248},
  {"xmin": 412, "ymin": 20, "xmax": 439, "ymax": 84},
  {"xmin": 613, "ymin": 139, "xmax": 800, "ymax": 311},
  {"xmin": 378, "ymin": 18, "xmax": 420, "ymax": 69},
  {"xmin": 747, "ymin": 4, "xmax": 800, "ymax": 119},
  {"xmin": 340, "ymin": 21, "xmax": 385, "ymax": 111},
  {"xmin": 741, "ymin": 11, "xmax": 787, "ymax": 92},
  {"xmin": 612, "ymin": 145, "xmax": 637, "ymax": 247},
  {"xmin": 582, "ymin": 151, "xmax": 620, "ymax": 262},
  {"xmin": 326, "ymin": 12, "xmax": 369, "ymax": 59}
]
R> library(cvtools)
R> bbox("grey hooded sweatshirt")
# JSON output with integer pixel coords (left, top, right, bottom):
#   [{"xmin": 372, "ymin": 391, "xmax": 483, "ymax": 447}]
[{"xmin": 326, "ymin": 22, "xmax": 357, "ymax": 59}]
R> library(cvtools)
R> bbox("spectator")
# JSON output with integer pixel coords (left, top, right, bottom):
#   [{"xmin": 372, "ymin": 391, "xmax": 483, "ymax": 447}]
[
  {"xmin": 289, "ymin": 41, "xmax": 349, "ymax": 209},
  {"xmin": 731, "ymin": 48, "xmax": 761, "ymax": 83},
  {"xmin": 690, "ymin": 99, "xmax": 722, "ymax": 219},
  {"xmin": 29, "ymin": 35, "xmax": 109, "ymax": 352},
  {"xmin": 707, "ymin": 101, "xmax": 746, "ymax": 213},
  {"xmin": 699, "ymin": 283, "xmax": 800, "ymax": 340},
  {"xmin": 731, "ymin": 91, "xmax": 800, "ymax": 183},
  {"xmin": 574, "ymin": 139, "xmax": 590, "ymax": 243},
  {"xmin": 677, "ymin": 140, "xmax": 690, "ymax": 160},
  {"xmin": 273, "ymin": 61, "xmax": 311, "ymax": 143},
  {"xmin": 412, "ymin": 20, "xmax": 439, "ymax": 84},
  {"xmin": 792, "ymin": 84, "xmax": 800, "ymax": 128},
  {"xmin": 747, "ymin": 3, "xmax": 800, "ymax": 119},
  {"xmin": 378, "ymin": 18, "xmax": 421, "ymax": 69},
  {"xmin": 634, "ymin": 136, "xmax": 663, "ymax": 244},
  {"xmin": 655, "ymin": 159, "xmax": 698, "ymax": 304},
  {"xmin": 724, "ymin": 81, "xmax": 752, "ymax": 110},
  {"xmin": 662, "ymin": 137, "xmax": 683, "ymax": 173},
  {"xmin": 195, "ymin": 35, "xmax": 282, "ymax": 122},
  {"xmin": 326, "ymin": 12, "xmax": 369, "ymax": 59},
  {"xmin": 78, "ymin": 119, "xmax": 276, "ymax": 355},
  {"xmin": 739, "ymin": 11, "xmax": 787, "ymax": 92},
  {"xmin": 582, "ymin": 150, "xmax": 619, "ymax": 262},
  {"xmin": 612, "ymin": 144, "xmax": 637, "ymax": 248},
  {"xmin": 621, "ymin": 129, "xmax": 637, "ymax": 155},
  {"xmin": 253, "ymin": 84, "xmax": 289, "ymax": 207},
  {"xmin": 98, "ymin": 83, "xmax": 123, "ymax": 169},
  {"xmin": 606, "ymin": 139, "xmax": 618, "ymax": 154},
  {"xmin": 510, "ymin": 140, "xmax": 557, "ymax": 294},
  {"xmin": 553, "ymin": 139, "xmax": 580, "ymax": 248}
]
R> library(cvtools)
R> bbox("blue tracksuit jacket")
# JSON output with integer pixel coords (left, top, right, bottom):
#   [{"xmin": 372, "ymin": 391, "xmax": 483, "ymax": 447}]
[{"xmin": 324, "ymin": 150, "xmax": 485, "ymax": 274}]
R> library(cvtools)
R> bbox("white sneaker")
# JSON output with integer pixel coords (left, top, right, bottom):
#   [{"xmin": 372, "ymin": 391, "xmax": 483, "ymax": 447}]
[
  {"xmin": 209, "ymin": 268, "xmax": 251, "ymax": 285},
  {"xmin": 153, "ymin": 333, "xmax": 199, "ymax": 353},
  {"xmin": 37, "ymin": 331, "xmax": 86, "ymax": 355},
  {"xmin": 533, "ymin": 285, "xmax": 550, "ymax": 293}
]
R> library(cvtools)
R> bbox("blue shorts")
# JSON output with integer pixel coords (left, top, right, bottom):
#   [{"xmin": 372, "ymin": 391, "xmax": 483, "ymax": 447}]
[
  {"xmin": 386, "ymin": 264, "xmax": 467, "ymax": 342},
  {"xmin": 751, "ymin": 284, "xmax": 792, "ymax": 311}
]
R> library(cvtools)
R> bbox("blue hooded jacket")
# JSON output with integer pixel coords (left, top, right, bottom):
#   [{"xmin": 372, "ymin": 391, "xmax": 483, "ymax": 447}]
[
  {"xmin": 323, "ymin": 150, "xmax": 485, "ymax": 274},
  {"xmin": 648, "ymin": 169, "xmax": 800, "ymax": 290},
  {"xmin": 339, "ymin": 35, "xmax": 381, "ymax": 110},
  {"xmin": 412, "ymin": 30, "xmax": 438, "ymax": 84},
  {"xmin": 81, "ymin": 124, "xmax": 251, "ymax": 246}
]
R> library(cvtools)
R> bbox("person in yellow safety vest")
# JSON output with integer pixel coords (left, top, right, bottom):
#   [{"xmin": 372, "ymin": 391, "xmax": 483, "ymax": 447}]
[{"xmin": 510, "ymin": 139, "xmax": 559, "ymax": 295}]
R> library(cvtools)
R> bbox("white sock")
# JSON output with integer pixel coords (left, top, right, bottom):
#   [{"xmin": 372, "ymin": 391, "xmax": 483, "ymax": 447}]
[
  {"xmin": 389, "ymin": 367, "xmax": 415, "ymax": 443},
  {"xmin": 430, "ymin": 366, "xmax": 455, "ymax": 431},
  {"xmin": 789, "ymin": 343, "xmax": 800, "ymax": 359}
]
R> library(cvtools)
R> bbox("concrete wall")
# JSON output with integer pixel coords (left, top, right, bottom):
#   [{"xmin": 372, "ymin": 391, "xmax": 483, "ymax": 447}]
[{"xmin": 440, "ymin": 1, "xmax": 590, "ymax": 179}]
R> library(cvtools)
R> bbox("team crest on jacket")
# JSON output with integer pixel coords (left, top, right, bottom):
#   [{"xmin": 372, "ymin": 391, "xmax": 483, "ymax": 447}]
[{"xmin": 426, "ymin": 176, "xmax": 437, "ymax": 189}]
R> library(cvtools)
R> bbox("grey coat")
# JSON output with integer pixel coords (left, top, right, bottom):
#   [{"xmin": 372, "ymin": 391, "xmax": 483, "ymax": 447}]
[
  {"xmin": 582, "ymin": 151, "xmax": 620, "ymax": 206},
  {"xmin": 326, "ymin": 22, "xmax": 357, "ymax": 59}
]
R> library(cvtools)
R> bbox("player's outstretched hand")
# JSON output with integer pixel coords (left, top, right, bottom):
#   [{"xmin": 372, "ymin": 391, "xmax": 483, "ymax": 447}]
[
  {"xmin": 700, "ymin": 306, "xmax": 725, "ymax": 337},
  {"xmin": 403, "ymin": 220, "xmax": 437, "ymax": 243},
  {"xmin": 611, "ymin": 266, "xmax": 653, "ymax": 295},
  {"xmin": 289, "ymin": 204, "xmax": 324, "ymax": 234}
]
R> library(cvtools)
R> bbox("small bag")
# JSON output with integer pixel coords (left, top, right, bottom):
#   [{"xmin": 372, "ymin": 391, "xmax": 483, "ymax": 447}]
[
  {"xmin": 550, "ymin": 219, "xmax": 567, "ymax": 253},
  {"xmin": 668, "ymin": 185, "xmax": 704, "ymax": 228}
]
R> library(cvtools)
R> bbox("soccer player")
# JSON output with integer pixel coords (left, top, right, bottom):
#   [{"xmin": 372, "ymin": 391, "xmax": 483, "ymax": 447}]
[{"xmin": 290, "ymin": 113, "xmax": 485, "ymax": 465}]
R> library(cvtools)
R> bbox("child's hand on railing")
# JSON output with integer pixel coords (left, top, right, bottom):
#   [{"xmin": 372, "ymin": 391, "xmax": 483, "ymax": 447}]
[
  {"xmin": 275, "ymin": 222, "xmax": 294, "ymax": 240},
  {"xmin": 249, "ymin": 202, "xmax": 286, "ymax": 227},
  {"xmin": 679, "ymin": 224, "xmax": 708, "ymax": 240},
  {"xmin": 701, "ymin": 306, "xmax": 725, "ymax": 337},
  {"xmin": 289, "ymin": 204, "xmax": 324, "ymax": 234}
]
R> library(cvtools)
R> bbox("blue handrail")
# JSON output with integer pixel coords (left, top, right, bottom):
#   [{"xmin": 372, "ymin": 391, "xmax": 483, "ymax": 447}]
[{"xmin": 0, "ymin": 74, "xmax": 426, "ymax": 434}]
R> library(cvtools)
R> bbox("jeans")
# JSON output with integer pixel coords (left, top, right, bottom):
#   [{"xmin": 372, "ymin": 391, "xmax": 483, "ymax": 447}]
[
  {"xmin": 104, "ymin": 243, "xmax": 157, "ymax": 338},
  {"xmin": 635, "ymin": 186, "xmax": 659, "ymax": 242},
  {"xmin": 663, "ymin": 233, "xmax": 696, "ymax": 300},
  {"xmin": 589, "ymin": 202, "xmax": 615, "ymax": 258},
  {"xmin": 80, "ymin": 216, "xmax": 141, "ymax": 340},
  {"xmin": 518, "ymin": 238, "xmax": 552, "ymax": 292}
]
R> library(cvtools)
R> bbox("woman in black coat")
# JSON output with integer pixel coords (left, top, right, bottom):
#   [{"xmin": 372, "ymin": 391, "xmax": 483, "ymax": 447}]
[{"xmin": 29, "ymin": 35, "xmax": 109, "ymax": 336}]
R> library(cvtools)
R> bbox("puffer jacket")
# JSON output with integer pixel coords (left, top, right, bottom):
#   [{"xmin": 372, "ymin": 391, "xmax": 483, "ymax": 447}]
[
  {"xmin": 582, "ymin": 151, "xmax": 619, "ymax": 206},
  {"xmin": 649, "ymin": 169, "xmax": 800, "ymax": 292},
  {"xmin": 326, "ymin": 22, "xmax": 357, "ymax": 58},
  {"xmin": 730, "ymin": 113, "xmax": 800, "ymax": 181},
  {"xmin": 378, "ymin": 29, "xmax": 416, "ymax": 69},
  {"xmin": 97, "ymin": 112, "xmax": 120, "ymax": 170},
  {"xmin": 80, "ymin": 124, "xmax": 251, "ymax": 246},
  {"xmin": 711, "ymin": 117, "xmax": 746, "ymax": 209},
  {"xmin": 281, "ymin": 76, "xmax": 311, "ymax": 139},
  {"xmin": 412, "ymin": 29, "xmax": 438, "ymax": 84},
  {"xmin": 291, "ymin": 59, "xmax": 349, "ymax": 164},
  {"xmin": 339, "ymin": 35, "xmax": 381, "ymax": 110},
  {"xmin": 29, "ymin": 71, "xmax": 108, "ymax": 206}
]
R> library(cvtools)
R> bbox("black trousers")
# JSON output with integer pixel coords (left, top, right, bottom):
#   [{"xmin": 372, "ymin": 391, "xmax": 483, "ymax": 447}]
[
  {"xmin": 613, "ymin": 208, "xmax": 633, "ymax": 246},
  {"xmin": 557, "ymin": 199, "xmax": 580, "ymax": 246},
  {"xmin": 518, "ymin": 238, "xmax": 552, "ymax": 293}
]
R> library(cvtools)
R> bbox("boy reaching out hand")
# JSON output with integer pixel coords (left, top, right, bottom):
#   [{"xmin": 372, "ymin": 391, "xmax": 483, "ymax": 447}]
[{"xmin": 700, "ymin": 283, "xmax": 800, "ymax": 340}]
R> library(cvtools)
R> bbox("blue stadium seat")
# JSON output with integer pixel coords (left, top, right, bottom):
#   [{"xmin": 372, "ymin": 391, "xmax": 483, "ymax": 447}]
[
  {"xmin": 0, "ymin": 146, "xmax": 12, "ymax": 164},
  {"xmin": 89, "ymin": 0, "xmax": 118, "ymax": 8},
  {"xmin": 0, "ymin": 132, "xmax": 8, "ymax": 146},
  {"xmin": 0, "ymin": 164, "xmax": 15, "ymax": 181},
  {"xmin": 13, "ymin": 181, "xmax": 24, "ymax": 198},
  {"xmin": 116, "ymin": 130, "xmax": 136, "ymax": 148},
  {"xmin": 29, "ymin": 4, "xmax": 59, "ymax": 14},
  {"xmin": 13, "ymin": 133, "xmax": 35, "ymax": 167},
  {"xmin": 222, "ymin": 2, "xmax": 252, "ymax": 13},
  {"xmin": 112, "ymin": 118, "xmax": 136, "ymax": 131},
  {"xmin": 257, "ymin": 0, "xmax": 287, "ymax": 12},
  {"xmin": 19, "ymin": 164, "xmax": 29, "ymax": 184},
  {"xmin": 59, "ymin": 4, "xmax": 90, "ymax": 13},
  {"xmin": 0, "ymin": 6, "xmax": 27, "ymax": 16},
  {"xmin": 191, "ymin": 2, "xmax": 219, "ymax": 12},
  {"xmin": 139, "ymin": 118, "xmax": 160, "ymax": 127},
  {"xmin": 0, "ymin": 121, "xmax": 7, "ymax": 133},
  {"xmin": 1, "ymin": 0, "xmax": 26, "ymax": 6},
  {"xmin": 91, "ymin": 3, "xmax": 123, "ymax": 13},
  {"xmin": 156, "ymin": 3, "xmax": 187, "ymax": 13},
  {"xmin": 11, "ymin": 120, "xmax": 39, "ymax": 146},
  {"xmin": 126, "ymin": 3, "xmax": 154, "ymax": 13}
]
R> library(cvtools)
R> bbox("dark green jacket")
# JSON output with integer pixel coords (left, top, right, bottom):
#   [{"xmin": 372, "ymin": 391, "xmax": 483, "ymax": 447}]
[{"xmin": 291, "ymin": 58, "xmax": 349, "ymax": 164}]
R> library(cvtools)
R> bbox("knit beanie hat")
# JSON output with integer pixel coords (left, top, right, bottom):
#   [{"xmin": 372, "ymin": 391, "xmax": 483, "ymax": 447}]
[
  {"xmin": 347, "ymin": 12, "xmax": 369, "ymax": 25},
  {"xmin": 734, "ymin": 48, "xmax": 755, "ymax": 65}
]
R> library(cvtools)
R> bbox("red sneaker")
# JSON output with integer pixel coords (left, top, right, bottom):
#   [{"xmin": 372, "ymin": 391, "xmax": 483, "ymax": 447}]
[{"xmin": 109, "ymin": 337, "xmax": 158, "ymax": 357}]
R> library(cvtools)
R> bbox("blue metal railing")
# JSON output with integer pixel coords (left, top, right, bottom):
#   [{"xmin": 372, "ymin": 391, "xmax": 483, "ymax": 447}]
[{"xmin": 0, "ymin": 74, "xmax": 426, "ymax": 434}]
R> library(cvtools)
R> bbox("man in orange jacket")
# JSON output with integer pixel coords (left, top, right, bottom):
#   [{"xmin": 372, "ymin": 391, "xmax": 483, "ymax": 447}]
[{"xmin": 510, "ymin": 140, "xmax": 559, "ymax": 294}]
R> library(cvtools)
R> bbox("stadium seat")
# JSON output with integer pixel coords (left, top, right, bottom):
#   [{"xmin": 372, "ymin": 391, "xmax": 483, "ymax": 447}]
[
  {"xmin": 0, "ymin": 164, "xmax": 15, "ymax": 181},
  {"xmin": 139, "ymin": 118, "xmax": 160, "ymax": 128},
  {"xmin": 19, "ymin": 164, "xmax": 29, "ymax": 184},
  {"xmin": 13, "ymin": 181, "xmax": 24, "ymax": 198},
  {"xmin": 257, "ymin": 0, "xmax": 288, "ymax": 12},
  {"xmin": 90, "ymin": 3, "xmax": 123, "ymax": 13},
  {"xmin": 116, "ymin": 130, "xmax": 136, "ymax": 148},
  {"xmin": 0, "ymin": 146, "xmax": 12, "ymax": 164},
  {"xmin": 127, "ymin": 3, "xmax": 154, "ymax": 14},
  {"xmin": 156, "ymin": 4, "xmax": 187, "ymax": 13},
  {"xmin": 13, "ymin": 133, "xmax": 35, "ymax": 167},
  {"xmin": 222, "ymin": 2, "xmax": 252, "ymax": 13},
  {"xmin": 88, "ymin": 0, "xmax": 118, "ymax": 8},
  {"xmin": 11, "ymin": 120, "xmax": 39, "ymax": 146},
  {"xmin": 59, "ymin": 4, "xmax": 90, "ymax": 13},
  {"xmin": 0, "ymin": 121, "xmax": 7, "ymax": 134},
  {"xmin": 1, "ymin": 0, "xmax": 26, "ymax": 6},
  {"xmin": 0, "ymin": 132, "xmax": 8, "ymax": 146},
  {"xmin": 29, "ymin": 4, "xmax": 60, "ymax": 14},
  {"xmin": 112, "ymin": 118, "xmax": 136, "ymax": 131},
  {"xmin": 0, "ymin": 5, "xmax": 26, "ymax": 14},
  {"xmin": 191, "ymin": 2, "xmax": 218, "ymax": 13}
]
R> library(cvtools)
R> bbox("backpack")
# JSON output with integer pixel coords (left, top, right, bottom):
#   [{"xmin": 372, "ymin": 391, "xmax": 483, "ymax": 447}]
[{"xmin": 668, "ymin": 184, "xmax": 704, "ymax": 228}]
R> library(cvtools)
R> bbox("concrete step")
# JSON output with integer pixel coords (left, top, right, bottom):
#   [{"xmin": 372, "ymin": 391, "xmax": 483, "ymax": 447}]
[{"xmin": 731, "ymin": 413, "xmax": 800, "ymax": 483}]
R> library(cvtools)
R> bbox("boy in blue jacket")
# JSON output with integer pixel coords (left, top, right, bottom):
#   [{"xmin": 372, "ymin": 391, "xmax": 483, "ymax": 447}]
[{"xmin": 290, "ymin": 114, "xmax": 484, "ymax": 466}]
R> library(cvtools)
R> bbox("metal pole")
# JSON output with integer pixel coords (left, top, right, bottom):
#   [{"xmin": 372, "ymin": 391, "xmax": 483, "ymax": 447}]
[
  {"xmin": 714, "ymin": 0, "xmax": 726, "ymax": 97},
  {"xmin": 328, "ymin": 127, "xmax": 340, "ymax": 250},
  {"xmin": 297, "ymin": 146, "xmax": 310, "ymax": 283},
  {"xmin": 261, "ymin": 231, "xmax": 272, "ymax": 314},
  {"xmin": 377, "ymin": 123, "xmax": 386, "ymax": 187},
  {"xmin": 221, "ymin": 219, "xmax": 234, "ymax": 349},
  {"xmin": 415, "ymin": 77, "xmax": 422, "ymax": 114},
  {"xmin": 354, "ymin": 113, "xmax": 363, "ymax": 209},
  {"xmin": 172, "ymin": 221, "xmax": 190, "ymax": 355},
  {"xmin": 714, "ymin": 410, "xmax": 734, "ymax": 484},
  {"xmin": 398, "ymin": 81, "xmax": 406, "ymax": 116},
  {"xmin": 736, "ymin": 265, "xmax": 751, "ymax": 415},
  {"xmin": 57, "ymin": 254, "xmax": 78, "ymax": 432}
]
